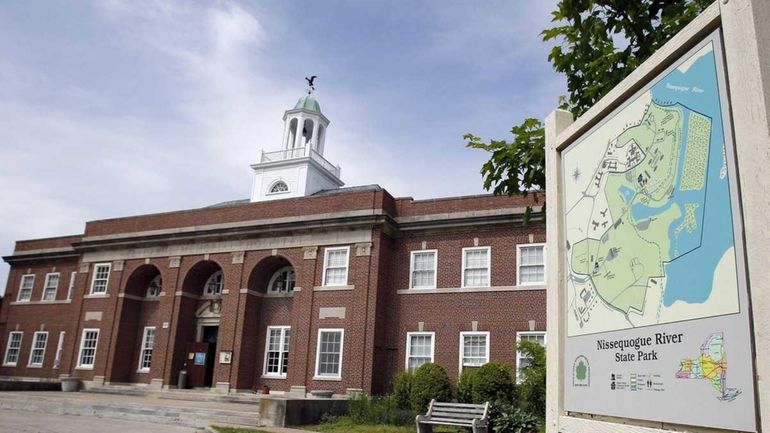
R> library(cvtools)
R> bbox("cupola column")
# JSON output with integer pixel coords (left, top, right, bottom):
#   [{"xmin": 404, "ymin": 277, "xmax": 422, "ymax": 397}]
[
  {"xmin": 311, "ymin": 121, "xmax": 320, "ymax": 151},
  {"xmin": 282, "ymin": 118, "xmax": 291, "ymax": 150},
  {"xmin": 294, "ymin": 115, "xmax": 305, "ymax": 151}
]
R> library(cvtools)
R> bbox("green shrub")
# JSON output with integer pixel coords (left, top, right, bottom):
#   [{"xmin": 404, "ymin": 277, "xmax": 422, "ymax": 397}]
[
  {"xmin": 489, "ymin": 401, "xmax": 539, "ymax": 433},
  {"xmin": 409, "ymin": 363, "xmax": 453, "ymax": 413},
  {"xmin": 515, "ymin": 340, "xmax": 546, "ymax": 418},
  {"xmin": 393, "ymin": 371, "xmax": 414, "ymax": 409},
  {"xmin": 472, "ymin": 362, "xmax": 515, "ymax": 404},
  {"xmin": 346, "ymin": 394, "xmax": 414, "ymax": 426},
  {"xmin": 457, "ymin": 367, "xmax": 478, "ymax": 403}
]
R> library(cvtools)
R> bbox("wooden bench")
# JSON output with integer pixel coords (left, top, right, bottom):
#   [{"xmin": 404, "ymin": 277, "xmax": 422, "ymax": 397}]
[{"xmin": 415, "ymin": 399, "xmax": 490, "ymax": 433}]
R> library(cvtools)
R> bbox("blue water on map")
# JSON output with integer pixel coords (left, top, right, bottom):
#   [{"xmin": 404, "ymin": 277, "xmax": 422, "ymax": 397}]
[
  {"xmin": 642, "ymin": 46, "xmax": 736, "ymax": 306},
  {"xmin": 619, "ymin": 185, "xmax": 636, "ymax": 204}
]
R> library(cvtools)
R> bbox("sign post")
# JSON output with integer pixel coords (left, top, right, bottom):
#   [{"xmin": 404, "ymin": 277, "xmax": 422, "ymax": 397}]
[{"xmin": 546, "ymin": 1, "xmax": 770, "ymax": 431}]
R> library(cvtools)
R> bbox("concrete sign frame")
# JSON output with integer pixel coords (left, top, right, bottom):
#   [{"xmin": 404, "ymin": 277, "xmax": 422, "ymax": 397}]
[{"xmin": 545, "ymin": 1, "xmax": 770, "ymax": 432}]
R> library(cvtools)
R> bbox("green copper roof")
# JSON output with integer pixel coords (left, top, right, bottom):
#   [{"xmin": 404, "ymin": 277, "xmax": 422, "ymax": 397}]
[{"xmin": 294, "ymin": 95, "xmax": 321, "ymax": 113}]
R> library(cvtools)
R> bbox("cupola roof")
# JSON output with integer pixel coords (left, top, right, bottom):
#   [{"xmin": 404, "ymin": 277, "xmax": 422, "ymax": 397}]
[{"xmin": 294, "ymin": 95, "xmax": 321, "ymax": 113}]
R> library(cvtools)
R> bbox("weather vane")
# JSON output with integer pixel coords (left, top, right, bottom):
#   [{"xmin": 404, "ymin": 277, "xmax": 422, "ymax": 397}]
[{"xmin": 305, "ymin": 75, "xmax": 317, "ymax": 95}]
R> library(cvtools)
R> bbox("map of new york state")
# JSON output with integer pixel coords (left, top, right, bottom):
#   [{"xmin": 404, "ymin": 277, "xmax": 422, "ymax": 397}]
[{"xmin": 563, "ymin": 43, "xmax": 741, "ymax": 336}]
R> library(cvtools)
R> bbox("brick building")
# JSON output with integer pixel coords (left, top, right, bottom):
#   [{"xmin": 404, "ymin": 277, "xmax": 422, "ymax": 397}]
[{"xmin": 0, "ymin": 95, "xmax": 546, "ymax": 396}]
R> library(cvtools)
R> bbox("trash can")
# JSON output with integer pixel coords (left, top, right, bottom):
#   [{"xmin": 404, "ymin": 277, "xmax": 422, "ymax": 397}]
[{"xmin": 178, "ymin": 368, "xmax": 188, "ymax": 390}]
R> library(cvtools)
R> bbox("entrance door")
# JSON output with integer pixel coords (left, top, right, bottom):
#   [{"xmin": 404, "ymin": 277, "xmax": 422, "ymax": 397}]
[
  {"xmin": 185, "ymin": 326, "xmax": 218, "ymax": 388},
  {"xmin": 202, "ymin": 326, "xmax": 218, "ymax": 387}
]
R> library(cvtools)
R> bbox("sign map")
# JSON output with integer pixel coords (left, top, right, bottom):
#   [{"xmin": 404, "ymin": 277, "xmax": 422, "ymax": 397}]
[{"xmin": 561, "ymin": 31, "xmax": 757, "ymax": 432}]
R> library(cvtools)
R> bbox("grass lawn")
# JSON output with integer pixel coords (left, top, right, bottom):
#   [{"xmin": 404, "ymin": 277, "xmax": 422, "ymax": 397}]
[{"xmin": 298, "ymin": 416, "xmax": 459, "ymax": 433}]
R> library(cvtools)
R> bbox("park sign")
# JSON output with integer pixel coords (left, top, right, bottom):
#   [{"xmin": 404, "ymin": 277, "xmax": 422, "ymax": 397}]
[
  {"xmin": 562, "ymin": 29, "xmax": 755, "ymax": 430},
  {"xmin": 545, "ymin": 1, "xmax": 770, "ymax": 432}
]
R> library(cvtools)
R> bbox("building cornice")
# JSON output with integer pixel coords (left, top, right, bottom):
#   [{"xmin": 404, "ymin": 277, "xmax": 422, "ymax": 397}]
[{"xmin": 3, "ymin": 247, "xmax": 80, "ymax": 264}]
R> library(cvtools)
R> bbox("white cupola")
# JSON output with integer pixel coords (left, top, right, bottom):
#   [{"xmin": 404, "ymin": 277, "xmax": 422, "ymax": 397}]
[{"xmin": 249, "ymin": 94, "xmax": 343, "ymax": 202}]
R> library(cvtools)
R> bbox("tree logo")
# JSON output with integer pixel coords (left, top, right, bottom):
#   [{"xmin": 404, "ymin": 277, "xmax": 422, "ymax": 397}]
[{"xmin": 573, "ymin": 355, "xmax": 590, "ymax": 387}]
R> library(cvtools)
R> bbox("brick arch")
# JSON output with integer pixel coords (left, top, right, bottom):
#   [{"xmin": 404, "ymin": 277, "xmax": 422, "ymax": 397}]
[
  {"xmin": 123, "ymin": 264, "xmax": 162, "ymax": 297},
  {"xmin": 247, "ymin": 255, "xmax": 295, "ymax": 294},
  {"xmin": 230, "ymin": 255, "xmax": 297, "ymax": 390},
  {"xmin": 109, "ymin": 263, "xmax": 164, "ymax": 383},
  {"xmin": 181, "ymin": 260, "xmax": 223, "ymax": 296}
]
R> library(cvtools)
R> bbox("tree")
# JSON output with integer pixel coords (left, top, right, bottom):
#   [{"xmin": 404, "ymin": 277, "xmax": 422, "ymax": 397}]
[{"xmin": 466, "ymin": 0, "xmax": 711, "ymax": 197}]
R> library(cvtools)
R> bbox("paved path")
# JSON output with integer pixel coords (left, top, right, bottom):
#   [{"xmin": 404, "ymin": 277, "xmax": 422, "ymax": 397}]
[{"xmin": 0, "ymin": 408, "xmax": 202, "ymax": 433}]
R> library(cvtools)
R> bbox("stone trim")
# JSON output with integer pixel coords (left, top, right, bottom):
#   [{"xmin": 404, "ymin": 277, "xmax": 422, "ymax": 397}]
[
  {"xmin": 313, "ymin": 285, "xmax": 355, "ymax": 292},
  {"xmin": 396, "ymin": 285, "xmax": 545, "ymax": 295},
  {"xmin": 9, "ymin": 300, "xmax": 72, "ymax": 306}
]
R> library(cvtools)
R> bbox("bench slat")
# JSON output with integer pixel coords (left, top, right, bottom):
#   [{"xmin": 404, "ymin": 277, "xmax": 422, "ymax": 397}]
[
  {"xmin": 431, "ymin": 406, "xmax": 485, "ymax": 414},
  {"xmin": 431, "ymin": 411, "xmax": 482, "ymax": 419},
  {"xmin": 423, "ymin": 418, "xmax": 475, "ymax": 426},
  {"xmin": 432, "ymin": 402, "xmax": 487, "ymax": 409}
]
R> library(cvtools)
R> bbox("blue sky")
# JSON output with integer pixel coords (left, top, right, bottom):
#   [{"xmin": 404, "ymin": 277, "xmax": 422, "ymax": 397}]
[{"xmin": 0, "ymin": 0, "xmax": 564, "ymax": 293}]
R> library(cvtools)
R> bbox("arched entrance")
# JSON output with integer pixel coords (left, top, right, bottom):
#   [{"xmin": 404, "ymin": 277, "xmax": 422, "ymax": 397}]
[
  {"xmin": 109, "ymin": 264, "xmax": 163, "ymax": 384},
  {"xmin": 171, "ymin": 260, "xmax": 223, "ymax": 388},
  {"xmin": 232, "ymin": 256, "xmax": 296, "ymax": 390}
]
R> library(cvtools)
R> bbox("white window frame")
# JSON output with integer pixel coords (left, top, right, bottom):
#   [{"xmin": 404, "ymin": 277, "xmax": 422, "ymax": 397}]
[
  {"xmin": 405, "ymin": 332, "xmax": 435, "ymax": 371},
  {"xmin": 516, "ymin": 243, "xmax": 546, "ymax": 286},
  {"xmin": 67, "ymin": 271, "xmax": 77, "ymax": 300},
  {"xmin": 17, "ymin": 274, "xmax": 35, "ymax": 302},
  {"xmin": 322, "ymin": 246, "xmax": 350, "ymax": 287},
  {"xmin": 204, "ymin": 270, "xmax": 223, "ymax": 296},
  {"xmin": 409, "ymin": 250, "xmax": 438, "ymax": 289},
  {"xmin": 77, "ymin": 328, "xmax": 100, "ymax": 370},
  {"xmin": 42, "ymin": 272, "xmax": 60, "ymax": 301},
  {"xmin": 137, "ymin": 327, "xmax": 156, "ymax": 372},
  {"xmin": 516, "ymin": 331, "xmax": 546, "ymax": 383},
  {"xmin": 89, "ymin": 263, "xmax": 111, "ymax": 294},
  {"xmin": 461, "ymin": 246, "xmax": 491, "ymax": 288},
  {"xmin": 262, "ymin": 326, "xmax": 291, "ymax": 378},
  {"xmin": 147, "ymin": 275, "xmax": 162, "ymax": 298},
  {"xmin": 459, "ymin": 331, "xmax": 490, "ymax": 372},
  {"xmin": 268, "ymin": 267, "xmax": 296, "ymax": 294},
  {"xmin": 53, "ymin": 331, "xmax": 65, "ymax": 369},
  {"xmin": 314, "ymin": 328, "xmax": 344, "ymax": 380},
  {"xmin": 27, "ymin": 331, "xmax": 48, "ymax": 368},
  {"xmin": 267, "ymin": 180, "xmax": 290, "ymax": 195},
  {"xmin": 3, "ymin": 331, "xmax": 23, "ymax": 366}
]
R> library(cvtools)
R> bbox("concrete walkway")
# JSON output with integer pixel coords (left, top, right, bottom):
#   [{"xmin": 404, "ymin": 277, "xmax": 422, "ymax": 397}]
[
  {"xmin": 0, "ymin": 408, "xmax": 202, "ymax": 433},
  {"xmin": 0, "ymin": 391, "xmax": 260, "ymax": 428}
]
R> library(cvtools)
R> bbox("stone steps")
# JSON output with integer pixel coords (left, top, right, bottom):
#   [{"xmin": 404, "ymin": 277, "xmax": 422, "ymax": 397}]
[
  {"xmin": 0, "ymin": 393, "xmax": 261, "ymax": 429},
  {"xmin": 84, "ymin": 386, "xmax": 263, "ymax": 405}
]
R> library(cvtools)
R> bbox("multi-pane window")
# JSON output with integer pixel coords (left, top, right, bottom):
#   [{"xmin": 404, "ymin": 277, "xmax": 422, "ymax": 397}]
[
  {"xmin": 263, "ymin": 326, "xmax": 291, "ymax": 377},
  {"xmin": 205, "ymin": 271, "xmax": 223, "ymax": 296},
  {"xmin": 137, "ymin": 327, "xmax": 155, "ymax": 372},
  {"xmin": 90, "ymin": 264, "xmax": 111, "ymax": 294},
  {"xmin": 53, "ymin": 331, "xmax": 65, "ymax": 369},
  {"xmin": 315, "ymin": 329, "xmax": 344, "ymax": 379},
  {"xmin": 460, "ymin": 332, "xmax": 489, "ymax": 370},
  {"xmin": 269, "ymin": 181, "xmax": 289, "ymax": 194},
  {"xmin": 462, "ymin": 247, "xmax": 491, "ymax": 288},
  {"xmin": 406, "ymin": 332, "xmax": 434, "ymax": 370},
  {"xmin": 77, "ymin": 329, "xmax": 100, "ymax": 369},
  {"xmin": 3, "ymin": 332, "xmax": 23, "ymax": 366},
  {"xmin": 323, "ymin": 247, "xmax": 349, "ymax": 286},
  {"xmin": 517, "ymin": 244, "xmax": 545, "ymax": 285},
  {"xmin": 17, "ymin": 275, "xmax": 34, "ymax": 302},
  {"xmin": 516, "ymin": 332, "xmax": 546, "ymax": 382},
  {"xmin": 409, "ymin": 250, "xmax": 437, "ymax": 289},
  {"xmin": 28, "ymin": 332, "xmax": 48, "ymax": 367},
  {"xmin": 269, "ymin": 268, "xmax": 296, "ymax": 293},
  {"xmin": 147, "ymin": 275, "xmax": 162, "ymax": 297},
  {"xmin": 67, "ymin": 272, "xmax": 77, "ymax": 300},
  {"xmin": 42, "ymin": 273, "xmax": 60, "ymax": 301}
]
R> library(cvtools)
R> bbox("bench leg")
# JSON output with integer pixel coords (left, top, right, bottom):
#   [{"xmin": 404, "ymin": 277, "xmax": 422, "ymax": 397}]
[
  {"xmin": 415, "ymin": 415, "xmax": 433, "ymax": 433},
  {"xmin": 472, "ymin": 419, "xmax": 488, "ymax": 433}
]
